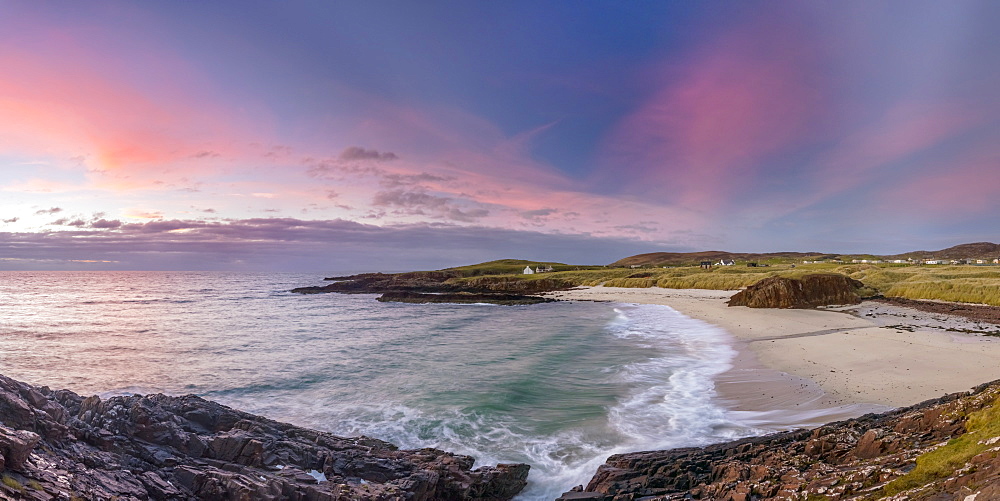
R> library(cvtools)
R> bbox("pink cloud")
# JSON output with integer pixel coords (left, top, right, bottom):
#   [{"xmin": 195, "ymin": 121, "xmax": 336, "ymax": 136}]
[
  {"xmin": 807, "ymin": 100, "xmax": 983, "ymax": 198},
  {"xmin": 881, "ymin": 148, "xmax": 1000, "ymax": 217},
  {"xmin": 599, "ymin": 21, "xmax": 827, "ymax": 208}
]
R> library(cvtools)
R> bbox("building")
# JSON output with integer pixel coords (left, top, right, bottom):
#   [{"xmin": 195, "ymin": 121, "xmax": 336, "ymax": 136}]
[
  {"xmin": 716, "ymin": 259, "xmax": 735, "ymax": 266},
  {"xmin": 523, "ymin": 266, "xmax": 534, "ymax": 274},
  {"xmin": 535, "ymin": 265, "xmax": 554, "ymax": 273}
]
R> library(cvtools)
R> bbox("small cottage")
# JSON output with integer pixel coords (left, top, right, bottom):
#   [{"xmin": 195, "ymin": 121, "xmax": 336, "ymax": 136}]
[{"xmin": 523, "ymin": 266, "xmax": 534, "ymax": 274}]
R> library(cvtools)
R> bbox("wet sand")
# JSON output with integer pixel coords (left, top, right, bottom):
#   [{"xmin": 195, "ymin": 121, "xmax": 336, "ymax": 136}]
[{"xmin": 544, "ymin": 286, "xmax": 1000, "ymax": 426}]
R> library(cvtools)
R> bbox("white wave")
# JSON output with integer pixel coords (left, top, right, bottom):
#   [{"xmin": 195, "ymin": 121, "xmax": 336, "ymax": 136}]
[
  {"xmin": 285, "ymin": 303, "xmax": 755, "ymax": 500},
  {"xmin": 296, "ymin": 403, "xmax": 621, "ymax": 500},
  {"xmin": 604, "ymin": 304, "xmax": 756, "ymax": 450}
]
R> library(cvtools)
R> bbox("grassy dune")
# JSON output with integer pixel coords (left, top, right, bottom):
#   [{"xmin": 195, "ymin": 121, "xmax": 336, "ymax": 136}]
[{"xmin": 449, "ymin": 262, "xmax": 1000, "ymax": 306}]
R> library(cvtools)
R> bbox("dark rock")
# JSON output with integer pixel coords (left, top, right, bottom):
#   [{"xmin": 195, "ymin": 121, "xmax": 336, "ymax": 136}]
[
  {"xmin": 377, "ymin": 291, "xmax": 555, "ymax": 305},
  {"xmin": 0, "ymin": 372, "xmax": 529, "ymax": 500},
  {"xmin": 728, "ymin": 273, "xmax": 867, "ymax": 308},
  {"xmin": 0, "ymin": 425, "xmax": 40, "ymax": 471},
  {"xmin": 574, "ymin": 379, "xmax": 1000, "ymax": 500}
]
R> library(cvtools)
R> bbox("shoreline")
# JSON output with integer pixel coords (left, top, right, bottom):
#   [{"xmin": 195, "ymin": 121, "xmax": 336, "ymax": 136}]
[{"xmin": 544, "ymin": 286, "xmax": 1000, "ymax": 422}]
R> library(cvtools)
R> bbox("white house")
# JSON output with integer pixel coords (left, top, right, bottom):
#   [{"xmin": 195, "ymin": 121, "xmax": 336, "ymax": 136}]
[
  {"xmin": 523, "ymin": 266, "xmax": 534, "ymax": 274},
  {"xmin": 925, "ymin": 260, "xmax": 944, "ymax": 265},
  {"xmin": 716, "ymin": 259, "xmax": 735, "ymax": 266}
]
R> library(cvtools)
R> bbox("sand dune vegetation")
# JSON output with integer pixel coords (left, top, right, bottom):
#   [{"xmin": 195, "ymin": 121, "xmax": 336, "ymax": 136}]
[{"xmin": 450, "ymin": 261, "xmax": 1000, "ymax": 306}]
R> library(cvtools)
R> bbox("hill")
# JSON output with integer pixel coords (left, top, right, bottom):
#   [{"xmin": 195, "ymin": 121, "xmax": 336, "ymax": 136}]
[
  {"xmin": 610, "ymin": 251, "xmax": 831, "ymax": 267},
  {"xmin": 890, "ymin": 242, "xmax": 1000, "ymax": 260},
  {"xmin": 438, "ymin": 259, "xmax": 600, "ymax": 276},
  {"xmin": 612, "ymin": 242, "xmax": 1000, "ymax": 267}
]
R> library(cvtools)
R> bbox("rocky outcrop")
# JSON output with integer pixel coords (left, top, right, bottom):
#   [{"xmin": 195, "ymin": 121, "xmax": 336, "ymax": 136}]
[
  {"xmin": 293, "ymin": 272, "xmax": 467, "ymax": 295},
  {"xmin": 0, "ymin": 373, "xmax": 529, "ymax": 500},
  {"xmin": 292, "ymin": 271, "xmax": 574, "ymax": 298},
  {"xmin": 560, "ymin": 380, "xmax": 1000, "ymax": 500},
  {"xmin": 376, "ymin": 292, "xmax": 556, "ymax": 305},
  {"xmin": 728, "ymin": 273, "xmax": 867, "ymax": 308}
]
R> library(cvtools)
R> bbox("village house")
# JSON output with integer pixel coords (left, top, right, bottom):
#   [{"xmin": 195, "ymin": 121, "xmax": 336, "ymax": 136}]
[
  {"xmin": 535, "ymin": 265, "xmax": 554, "ymax": 273},
  {"xmin": 523, "ymin": 266, "xmax": 534, "ymax": 274},
  {"xmin": 715, "ymin": 259, "xmax": 735, "ymax": 266}
]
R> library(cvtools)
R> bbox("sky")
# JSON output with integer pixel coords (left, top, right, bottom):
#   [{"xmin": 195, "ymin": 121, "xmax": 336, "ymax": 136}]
[{"xmin": 1, "ymin": 1, "xmax": 998, "ymax": 271}]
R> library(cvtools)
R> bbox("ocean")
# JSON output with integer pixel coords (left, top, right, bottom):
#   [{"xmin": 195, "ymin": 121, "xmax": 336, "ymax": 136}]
[{"xmin": 1, "ymin": 271, "xmax": 777, "ymax": 499}]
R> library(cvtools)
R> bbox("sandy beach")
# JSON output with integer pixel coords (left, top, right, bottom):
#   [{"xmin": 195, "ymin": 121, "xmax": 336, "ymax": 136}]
[{"xmin": 545, "ymin": 286, "xmax": 1000, "ymax": 421}]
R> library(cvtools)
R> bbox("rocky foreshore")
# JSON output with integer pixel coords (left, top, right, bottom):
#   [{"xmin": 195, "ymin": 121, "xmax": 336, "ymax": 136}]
[
  {"xmin": 291, "ymin": 271, "xmax": 573, "ymax": 305},
  {"xmin": 376, "ymin": 292, "xmax": 555, "ymax": 305},
  {"xmin": 559, "ymin": 379, "xmax": 1000, "ymax": 501},
  {"xmin": 0, "ymin": 373, "xmax": 529, "ymax": 500}
]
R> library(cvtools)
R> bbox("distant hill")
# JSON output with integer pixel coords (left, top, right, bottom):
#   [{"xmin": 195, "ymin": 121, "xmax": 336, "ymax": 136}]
[
  {"xmin": 439, "ymin": 259, "xmax": 603, "ymax": 276},
  {"xmin": 889, "ymin": 242, "xmax": 1000, "ymax": 260},
  {"xmin": 609, "ymin": 251, "xmax": 833, "ymax": 267},
  {"xmin": 611, "ymin": 242, "xmax": 1000, "ymax": 267}
]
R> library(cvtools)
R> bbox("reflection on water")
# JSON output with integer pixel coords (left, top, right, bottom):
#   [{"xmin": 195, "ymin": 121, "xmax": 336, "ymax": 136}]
[{"xmin": 0, "ymin": 271, "xmax": 864, "ymax": 500}]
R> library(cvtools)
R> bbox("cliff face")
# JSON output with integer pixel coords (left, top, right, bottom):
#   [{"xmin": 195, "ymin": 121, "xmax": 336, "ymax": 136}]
[
  {"xmin": 561, "ymin": 380, "xmax": 1000, "ymax": 501},
  {"xmin": 727, "ymin": 274, "xmax": 866, "ymax": 308},
  {"xmin": 0, "ymin": 373, "xmax": 528, "ymax": 501}
]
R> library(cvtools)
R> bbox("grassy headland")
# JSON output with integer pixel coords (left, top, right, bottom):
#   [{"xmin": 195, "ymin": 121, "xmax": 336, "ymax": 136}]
[{"xmin": 444, "ymin": 261, "xmax": 1000, "ymax": 306}]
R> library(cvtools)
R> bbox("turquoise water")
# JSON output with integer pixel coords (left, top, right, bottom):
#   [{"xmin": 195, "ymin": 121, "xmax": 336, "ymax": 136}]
[{"xmin": 0, "ymin": 271, "xmax": 766, "ymax": 499}]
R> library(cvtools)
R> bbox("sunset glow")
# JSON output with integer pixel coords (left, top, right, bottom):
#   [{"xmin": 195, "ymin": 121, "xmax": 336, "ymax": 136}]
[{"xmin": 1, "ymin": 1, "xmax": 997, "ymax": 270}]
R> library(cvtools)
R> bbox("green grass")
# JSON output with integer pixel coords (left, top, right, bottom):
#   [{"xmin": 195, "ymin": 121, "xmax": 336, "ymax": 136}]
[
  {"xmin": 439, "ymin": 259, "xmax": 604, "ymax": 277},
  {"xmin": 880, "ymin": 395, "xmax": 1000, "ymax": 496},
  {"xmin": 443, "ymin": 261, "xmax": 1000, "ymax": 306},
  {"xmin": 2, "ymin": 475, "xmax": 23, "ymax": 492}
]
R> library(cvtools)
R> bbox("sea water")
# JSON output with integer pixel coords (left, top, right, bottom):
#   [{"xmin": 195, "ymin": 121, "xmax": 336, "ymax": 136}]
[{"xmin": 0, "ymin": 271, "xmax": 771, "ymax": 500}]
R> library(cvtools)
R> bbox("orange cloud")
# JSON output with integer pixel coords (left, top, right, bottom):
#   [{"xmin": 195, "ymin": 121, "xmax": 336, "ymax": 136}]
[{"xmin": 0, "ymin": 41, "xmax": 265, "ymax": 191}]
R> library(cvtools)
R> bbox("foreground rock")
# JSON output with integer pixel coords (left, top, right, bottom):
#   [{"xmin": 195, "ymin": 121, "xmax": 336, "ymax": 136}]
[
  {"xmin": 728, "ymin": 273, "xmax": 868, "ymax": 308},
  {"xmin": 560, "ymin": 380, "xmax": 1000, "ymax": 500},
  {"xmin": 0, "ymin": 373, "xmax": 529, "ymax": 500},
  {"xmin": 377, "ymin": 292, "xmax": 556, "ymax": 305}
]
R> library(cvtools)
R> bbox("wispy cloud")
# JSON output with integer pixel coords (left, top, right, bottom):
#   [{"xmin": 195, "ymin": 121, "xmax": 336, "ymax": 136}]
[{"xmin": 0, "ymin": 217, "xmax": 667, "ymax": 271}]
